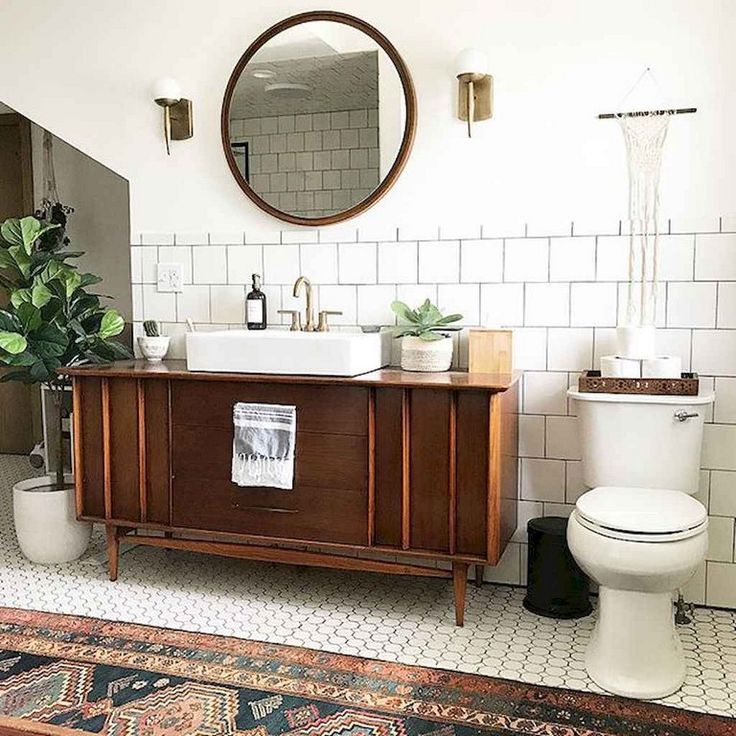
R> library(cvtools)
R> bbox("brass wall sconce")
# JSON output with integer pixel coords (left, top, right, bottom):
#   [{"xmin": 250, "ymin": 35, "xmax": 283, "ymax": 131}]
[
  {"xmin": 152, "ymin": 78, "xmax": 193, "ymax": 155},
  {"xmin": 456, "ymin": 48, "xmax": 493, "ymax": 137}
]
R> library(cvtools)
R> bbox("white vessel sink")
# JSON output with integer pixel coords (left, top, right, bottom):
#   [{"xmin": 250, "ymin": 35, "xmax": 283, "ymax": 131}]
[{"xmin": 186, "ymin": 329, "xmax": 391, "ymax": 377}]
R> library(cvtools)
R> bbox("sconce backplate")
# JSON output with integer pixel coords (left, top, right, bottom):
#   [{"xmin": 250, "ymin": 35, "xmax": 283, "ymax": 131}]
[
  {"xmin": 458, "ymin": 75, "xmax": 493, "ymax": 122},
  {"xmin": 169, "ymin": 99, "xmax": 193, "ymax": 140}
]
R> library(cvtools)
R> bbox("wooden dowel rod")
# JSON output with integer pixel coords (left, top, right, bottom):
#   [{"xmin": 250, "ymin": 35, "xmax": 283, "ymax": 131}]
[{"xmin": 598, "ymin": 107, "xmax": 696, "ymax": 119}]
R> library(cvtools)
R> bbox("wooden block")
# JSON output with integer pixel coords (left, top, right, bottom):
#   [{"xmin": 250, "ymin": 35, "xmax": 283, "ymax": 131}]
[{"xmin": 468, "ymin": 329, "xmax": 513, "ymax": 374}]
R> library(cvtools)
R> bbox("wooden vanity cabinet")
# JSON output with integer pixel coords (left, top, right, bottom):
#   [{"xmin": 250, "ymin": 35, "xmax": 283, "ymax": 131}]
[{"xmin": 67, "ymin": 361, "xmax": 519, "ymax": 626}]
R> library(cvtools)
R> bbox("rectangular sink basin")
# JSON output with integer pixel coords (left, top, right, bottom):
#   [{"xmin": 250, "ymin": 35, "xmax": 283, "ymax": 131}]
[{"xmin": 186, "ymin": 329, "xmax": 392, "ymax": 377}]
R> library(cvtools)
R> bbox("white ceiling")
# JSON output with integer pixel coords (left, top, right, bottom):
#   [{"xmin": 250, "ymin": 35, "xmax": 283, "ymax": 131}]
[{"xmin": 229, "ymin": 49, "xmax": 379, "ymax": 118}]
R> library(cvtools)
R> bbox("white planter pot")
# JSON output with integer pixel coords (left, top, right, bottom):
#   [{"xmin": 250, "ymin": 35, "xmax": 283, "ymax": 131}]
[
  {"xmin": 400, "ymin": 335, "xmax": 454, "ymax": 372},
  {"xmin": 137, "ymin": 335, "xmax": 170, "ymax": 362},
  {"xmin": 13, "ymin": 475, "xmax": 91, "ymax": 564}
]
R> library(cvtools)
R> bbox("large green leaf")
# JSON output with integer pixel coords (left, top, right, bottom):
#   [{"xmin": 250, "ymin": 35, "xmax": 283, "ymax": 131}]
[
  {"xmin": 99, "ymin": 309, "xmax": 124, "ymax": 339},
  {"xmin": 31, "ymin": 282, "xmax": 53, "ymax": 308},
  {"xmin": 8, "ymin": 245, "xmax": 31, "ymax": 279},
  {"xmin": 27, "ymin": 323, "xmax": 67, "ymax": 359},
  {"xmin": 16, "ymin": 303, "xmax": 42, "ymax": 333},
  {"xmin": 390, "ymin": 300, "xmax": 419, "ymax": 324},
  {"xmin": 58, "ymin": 269, "xmax": 82, "ymax": 298},
  {"xmin": 1, "ymin": 350, "xmax": 36, "ymax": 366},
  {"xmin": 29, "ymin": 359, "xmax": 53, "ymax": 383},
  {"xmin": 0, "ymin": 311, "xmax": 20, "ymax": 332},
  {"xmin": 10, "ymin": 289, "xmax": 32, "ymax": 308},
  {"xmin": 0, "ymin": 219, "xmax": 22, "ymax": 247},
  {"xmin": 0, "ymin": 249, "xmax": 17, "ymax": 271},
  {"xmin": 85, "ymin": 339, "xmax": 132, "ymax": 363},
  {"xmin": 0, "ymin": 217, "xmax": 60, "ymax": 255},
  {"xmin": 0, "ymin": 370, "xmax": 33, "ymax": 384},
  {"xmin": 0, "ymin": 331, "xmax": 27, "ymax": 354},
  {"xmin": 79, "ymin": 273, "xmax": 103, "ymax": 289},
  {"xmin": 40, "ymin": 260, "xmax": 64, "ymax": 283}
]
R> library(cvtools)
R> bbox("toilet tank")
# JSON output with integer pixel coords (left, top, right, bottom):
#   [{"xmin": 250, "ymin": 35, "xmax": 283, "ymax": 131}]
[{"xmin": 568, "ymin": 390, "xmax": 714, "ymax": 493}]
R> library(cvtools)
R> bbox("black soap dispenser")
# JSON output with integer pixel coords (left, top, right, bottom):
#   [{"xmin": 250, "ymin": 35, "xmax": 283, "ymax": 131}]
[{"xmin": 246, "ymin": 273, "xmax": 267, "ymax": 330}]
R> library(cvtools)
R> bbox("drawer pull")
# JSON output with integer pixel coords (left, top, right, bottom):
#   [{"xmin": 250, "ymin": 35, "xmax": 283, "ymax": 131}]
[{"xmin": 231, "ymin": 503, "xmax": 298, "ymax": 514}]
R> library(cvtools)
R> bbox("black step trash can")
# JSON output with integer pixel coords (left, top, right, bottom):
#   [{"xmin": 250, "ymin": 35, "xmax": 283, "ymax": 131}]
[{"xmin": 523, "ymin": 516, "xmax": 592, "ymax": 619}]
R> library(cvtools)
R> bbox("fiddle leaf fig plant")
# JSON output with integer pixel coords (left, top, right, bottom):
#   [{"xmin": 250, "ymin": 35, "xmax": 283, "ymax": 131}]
[
  {"xmin": 391, "ymin": 299, "xmax": 462, "ymax": 341},
  {"xmin": 0, "ymin": 214, "xmax": 132, "ymax": 492}
]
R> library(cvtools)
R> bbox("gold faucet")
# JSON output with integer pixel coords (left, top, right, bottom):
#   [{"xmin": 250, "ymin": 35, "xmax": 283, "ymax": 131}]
[{"xmin": 292, "ymin": 276, "xmax": 315, "ymax": 332}]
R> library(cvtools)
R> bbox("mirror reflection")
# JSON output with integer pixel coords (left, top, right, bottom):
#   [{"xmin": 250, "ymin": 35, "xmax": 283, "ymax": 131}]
[{"xmin": 225, "ymin": 20, "xmax": 408, "ymax": 221}]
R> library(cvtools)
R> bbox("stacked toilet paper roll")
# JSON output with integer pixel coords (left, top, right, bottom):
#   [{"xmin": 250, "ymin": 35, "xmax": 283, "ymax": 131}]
[
  {"xmin": 600, "ymin": 356, "xmax": 641, "ymax": 378},
  {"xmin": 616, "ymin": 325, "xmax": 656, "ymax": 360},
  {"xmin": 642, "ymin": 356, "xmax": 682, "ymax": 378},
  {"xmin": 600, "ymin": 355, "xmax": 682, "ymax": 379}
]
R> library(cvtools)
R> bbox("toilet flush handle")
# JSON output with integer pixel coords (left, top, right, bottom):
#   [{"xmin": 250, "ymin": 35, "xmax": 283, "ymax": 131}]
[{"xmin": 674, "ymin": 410, "xmax": 699, "ymax": 422}]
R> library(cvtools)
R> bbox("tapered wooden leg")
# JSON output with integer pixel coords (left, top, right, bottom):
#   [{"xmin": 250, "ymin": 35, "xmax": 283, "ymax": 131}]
[
  {"xmin": 106, "ymin": 525, "xmax": 119, "ymax": 582},
  {"xmin": 453, "ymin": 562, "xmax": 468, "ymax": 627},
  {"xmin": 474, "ymin": 564, "xmax": 484, "ymax": 588}
]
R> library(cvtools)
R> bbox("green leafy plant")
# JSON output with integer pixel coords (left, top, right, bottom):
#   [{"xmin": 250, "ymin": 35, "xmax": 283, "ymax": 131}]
[
  {"xmin": 391, "ymin": 299, "xmax": 462, "ymax": 341},
  {"xmin": 0, "ymin": 214, "xmax": 131, "ymax": 492}
]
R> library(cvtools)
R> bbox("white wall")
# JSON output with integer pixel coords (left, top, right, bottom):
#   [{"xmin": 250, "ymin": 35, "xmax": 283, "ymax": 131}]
[{"xmin": 0, "ymin": 0, "xmax": 733, "ymax": 233}]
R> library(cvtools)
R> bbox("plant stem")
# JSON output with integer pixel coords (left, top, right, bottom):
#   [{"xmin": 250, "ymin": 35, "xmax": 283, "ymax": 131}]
[{"xmin": 49, "ymin": 383, "xmax": 65, "ymax": 491}]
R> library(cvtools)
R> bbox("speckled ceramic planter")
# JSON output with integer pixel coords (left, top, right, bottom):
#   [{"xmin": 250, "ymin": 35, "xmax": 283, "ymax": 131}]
[{"xmin": 400, "ymin": 336, "xmax": 453, "ymax": 372}]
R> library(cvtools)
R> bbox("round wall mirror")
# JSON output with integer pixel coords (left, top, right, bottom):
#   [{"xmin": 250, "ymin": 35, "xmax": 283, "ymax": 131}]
[{"xmin": 222, "ymin": 11, "xmax": 417, "ymax": 226}]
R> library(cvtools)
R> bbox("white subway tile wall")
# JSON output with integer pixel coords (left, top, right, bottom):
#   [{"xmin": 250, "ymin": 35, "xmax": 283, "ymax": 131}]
[
  {"xmin": 131, "ymin": 218, "xmax": 736, "ymax": 608},
  {"xmin": 230, "ymin": 110, "xmax": 379, "ymax": 218}
]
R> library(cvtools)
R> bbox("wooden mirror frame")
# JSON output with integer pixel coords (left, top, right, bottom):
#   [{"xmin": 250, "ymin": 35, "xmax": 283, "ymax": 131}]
[{"xmin": 221, "ymin": 11, "xmax": 417, "ymax": 227}]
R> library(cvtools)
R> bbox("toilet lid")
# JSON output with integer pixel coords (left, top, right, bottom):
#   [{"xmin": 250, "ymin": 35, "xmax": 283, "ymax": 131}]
[{"xmin": 576, "ymin": 487, "xmax": 707, "ymax": 535}]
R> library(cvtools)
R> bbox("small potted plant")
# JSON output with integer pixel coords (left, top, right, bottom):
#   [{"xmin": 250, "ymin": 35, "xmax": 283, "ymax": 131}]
[
  {"xmin": 0, "ymin": 214, "xmax": 130, "ymax": 563},
  {"xmin": 391, "ymin": 299, "xmax": 462, "ymax": 372},
  {"xmin": 138, "ymin": 320, "xmax": 170, "ymax": 362}
]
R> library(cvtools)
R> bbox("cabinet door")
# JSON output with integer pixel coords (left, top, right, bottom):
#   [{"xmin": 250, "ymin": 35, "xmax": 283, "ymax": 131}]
[
  {"xmin": 373, "ymin": 388, "xmax": 494, "ymax": 560},
  {"xmin": 74, "ymin": 377, "xmax": 171, "ymax": 525},
  {"xmin": 170, "ymin": 382, "xmax": 369, "ymax": 545}
]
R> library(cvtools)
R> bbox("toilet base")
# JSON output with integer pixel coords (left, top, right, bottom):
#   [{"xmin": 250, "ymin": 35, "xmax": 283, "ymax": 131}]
[{"xmin": 586, "ymin": 587, "xmax": 685, "ymax": 699}]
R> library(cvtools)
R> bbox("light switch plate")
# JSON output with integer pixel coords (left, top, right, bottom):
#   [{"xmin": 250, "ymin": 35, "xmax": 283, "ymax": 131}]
[{"xmin": 157, "ymin": 263, "xmax": 183, "ymax": 293}]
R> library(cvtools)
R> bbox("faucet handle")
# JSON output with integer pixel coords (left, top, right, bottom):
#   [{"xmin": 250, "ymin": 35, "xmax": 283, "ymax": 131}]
[
  {"xmin": 277, "ymin": 309, "xmax": 302, "ymax": 331},
  {"xmin": 317, "ymin": 310, "xmax": 343, "ymax": 332}
]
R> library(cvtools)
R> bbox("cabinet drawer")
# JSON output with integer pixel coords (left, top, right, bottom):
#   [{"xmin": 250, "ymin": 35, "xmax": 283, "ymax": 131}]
[
  {"xmin": 171, "ymin": 381, "xmax": 367, "ymax": 436},
  {"xmin": 172, "ymin": 429, "xmax": 367, "ymax": 543},
  {"xmin": 172, "ymin": 479, "xmax": 367, "ymax": 545},
  {"xmin": 174, "ymin": 425, "xmax": 366, "ymax": 491}
]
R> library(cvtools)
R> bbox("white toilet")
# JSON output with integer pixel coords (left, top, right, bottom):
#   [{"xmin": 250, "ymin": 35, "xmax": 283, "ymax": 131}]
[{"xmin": 566, "ymin": 389, "xmax": 713, "ymax": 700}]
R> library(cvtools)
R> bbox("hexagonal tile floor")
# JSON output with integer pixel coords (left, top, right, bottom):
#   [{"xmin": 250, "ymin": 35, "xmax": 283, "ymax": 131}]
[{"xmin": 0, "ymin": 454, "xmax": 733, "ymax": 717}]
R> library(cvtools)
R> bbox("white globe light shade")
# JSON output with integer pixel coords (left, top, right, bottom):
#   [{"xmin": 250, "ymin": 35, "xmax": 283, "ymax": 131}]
[
  {"xmin": 152, "ymin": 77, "xmax": 181, "ymax": 102},
  {"xmin": 455, "ymin": 48, "xmax": 489, "ymax": 76}
]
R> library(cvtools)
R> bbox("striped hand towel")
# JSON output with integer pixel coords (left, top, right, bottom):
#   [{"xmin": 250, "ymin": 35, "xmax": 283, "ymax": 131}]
[{"xmin": 232, "ymin": 402, "xmax": 296, "ymax": 490}]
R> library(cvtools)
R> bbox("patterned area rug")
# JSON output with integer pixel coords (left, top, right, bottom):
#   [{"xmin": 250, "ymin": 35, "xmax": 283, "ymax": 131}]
[{"xmin": 0, "ymin": 608, "xmax": 731, "ymax": 736}]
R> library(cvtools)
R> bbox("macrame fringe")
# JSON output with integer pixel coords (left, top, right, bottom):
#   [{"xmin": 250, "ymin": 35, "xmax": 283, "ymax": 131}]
[{"xmin": 618, "ymin": 113, "xmax": 670, "ymax": 327}]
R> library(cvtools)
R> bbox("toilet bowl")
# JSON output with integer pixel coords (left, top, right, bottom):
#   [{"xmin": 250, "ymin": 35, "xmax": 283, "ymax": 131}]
[
  {"xmin": 566, "ymin": 389, "xmax": 714, "ymax": 699},
  {"xmin": 567, "ymin": 487, "xmax": 708, "ymax": 698}
]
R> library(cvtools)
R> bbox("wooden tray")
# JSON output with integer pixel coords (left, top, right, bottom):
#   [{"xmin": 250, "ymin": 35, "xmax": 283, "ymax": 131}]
[{"xmin": 578, "ymin": 370, "xmax": 699, "ymax": 396}]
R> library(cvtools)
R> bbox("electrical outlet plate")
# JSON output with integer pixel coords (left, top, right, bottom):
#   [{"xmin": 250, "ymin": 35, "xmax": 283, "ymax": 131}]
[{"xmin": 157, "ymin": 263, "xmax": 183, "ymax": 293}]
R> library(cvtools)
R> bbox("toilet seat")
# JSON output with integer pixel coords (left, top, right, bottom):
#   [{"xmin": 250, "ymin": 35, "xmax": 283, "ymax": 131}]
[{"xmin": 575, "ymin": 487, "xmax": 708, "ymax": 543}]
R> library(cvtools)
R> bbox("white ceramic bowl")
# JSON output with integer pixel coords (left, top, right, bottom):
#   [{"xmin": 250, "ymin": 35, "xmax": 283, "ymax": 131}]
[{"xmin": 137, "ymin": 335, "xmax": 170, "ymax": 362}]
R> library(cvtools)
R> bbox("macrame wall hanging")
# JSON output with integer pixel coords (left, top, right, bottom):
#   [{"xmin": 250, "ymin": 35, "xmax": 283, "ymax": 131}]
[{"xmin": 599, "ymin": 69, "xmax": 696, "ymax": 329}]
